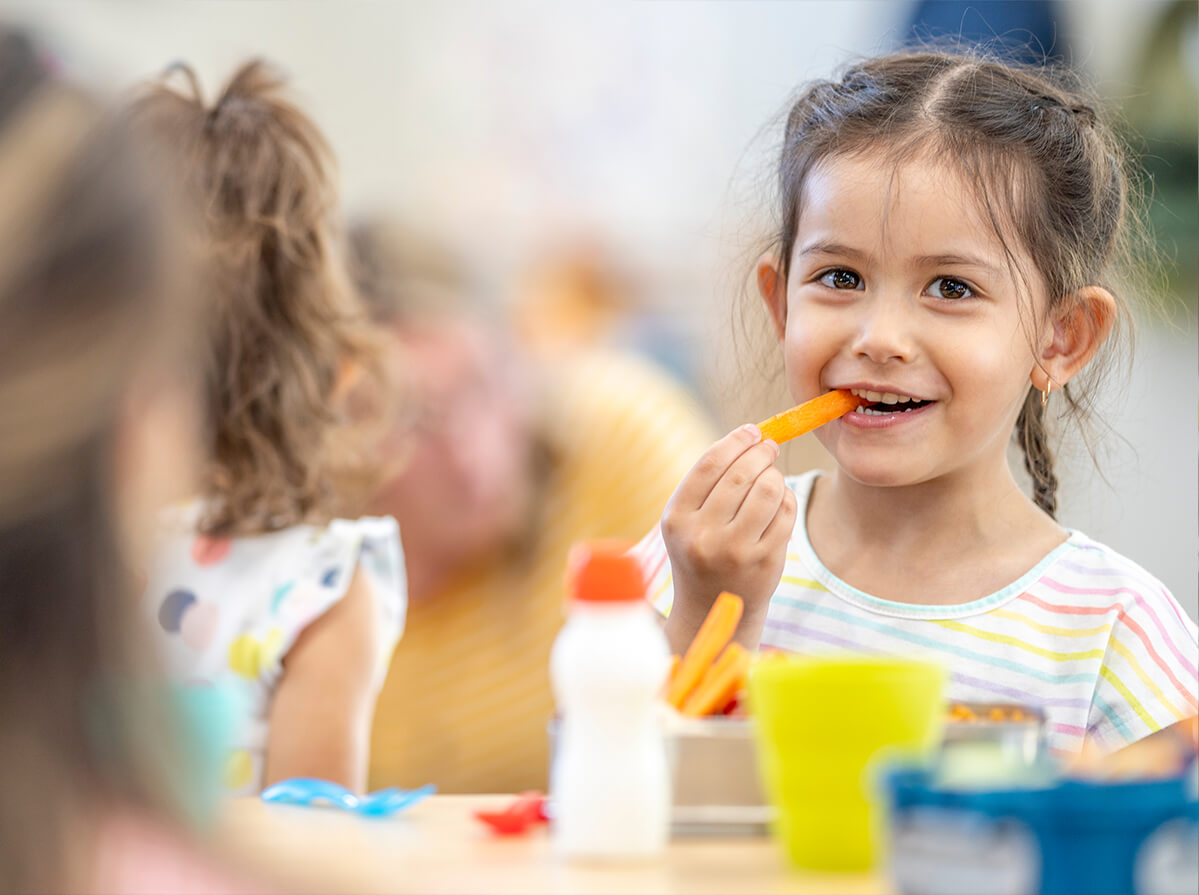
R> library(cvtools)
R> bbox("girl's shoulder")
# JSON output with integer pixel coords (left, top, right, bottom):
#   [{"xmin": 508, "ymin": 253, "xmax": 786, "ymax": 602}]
[
  {"xmin": 155, "ymin": 505, "xmax": 400, "ymax": 579},
  {"xmin": 148, "ymin": 507, "xmax": 405, "ymax": 654},
  {"xmin": 1034, "ymin": 530, "xmax": 1197, "ymax": 640},
  {"xmin": 1053, "ymin": 530, "xmax": 1178, "ymax": 599}
]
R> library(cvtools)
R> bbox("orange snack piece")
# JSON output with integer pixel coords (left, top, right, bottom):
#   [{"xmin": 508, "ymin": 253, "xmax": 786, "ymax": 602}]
[
  {"xmin": 666, "ymin": 592, "xmax": 743, "ymax": 710},
  {"xmin": 681, "ymin": 642, "xmax": 750, "ymax": 717},
  {"xmin": 948, "ymin": 703, "xmax": 977, "ymax": 722},
  {"xmin": 757, "ymin": 390, "xmax": 866, "ymax": 445}
]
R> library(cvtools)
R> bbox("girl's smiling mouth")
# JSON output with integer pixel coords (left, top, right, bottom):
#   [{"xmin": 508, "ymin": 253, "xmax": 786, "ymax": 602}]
[{"xmin": 844, "ymin": 387, "xmax": 936, "ymax": 425}]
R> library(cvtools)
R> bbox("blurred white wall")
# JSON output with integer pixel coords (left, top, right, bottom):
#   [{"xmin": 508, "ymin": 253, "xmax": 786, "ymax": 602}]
[{"xmin": 5, "ymin": 0, "xmax": 1193, "ymax": 618}]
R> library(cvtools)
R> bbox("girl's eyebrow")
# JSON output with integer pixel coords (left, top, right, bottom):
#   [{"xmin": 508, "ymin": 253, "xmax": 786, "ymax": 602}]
[
  {"xmin": 797, "ymin": 240, "xmax": 869, "ymax": 261},
  {"xmin": 913, "ymin": 253, "xmax": 1001, "ymax": 277},
  {"xmin": 798, "ymin": 240, "xmax": 1001, "ymax": 279}
]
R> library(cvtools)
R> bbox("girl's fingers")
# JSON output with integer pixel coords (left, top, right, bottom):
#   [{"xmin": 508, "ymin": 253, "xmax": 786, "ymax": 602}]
[
  {"xmin": 671, "ymin": 424, "xmax": 764, "ymax": 513},
  {"xmin": 729, "ymin": 467, "xmax": 788, "ymax": 542},
  {"xmin": 758, "ymin": 485, "xmax": 798, "ymax": 550},
  {"xmin": 703, "ymin": 439, "xmax": 780, "ymax": 523}
]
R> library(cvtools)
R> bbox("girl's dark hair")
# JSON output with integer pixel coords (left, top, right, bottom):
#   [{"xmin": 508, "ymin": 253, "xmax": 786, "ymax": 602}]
[
  {"xmin": 767, "ymin": 50, "xmax": 1143, "ymax": 517},
  {"xmin": 127, "ymin": 61, "xmax": 383, "ymax": 536},
  {"xmin": 0, "ymin": 30, "xmax": 190, "ymax": 892}
]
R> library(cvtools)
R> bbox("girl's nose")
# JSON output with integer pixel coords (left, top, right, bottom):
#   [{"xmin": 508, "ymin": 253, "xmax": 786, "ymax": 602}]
[{"xmin": 850, "ymin": 295, "xmax": 916, "ymax": 365}]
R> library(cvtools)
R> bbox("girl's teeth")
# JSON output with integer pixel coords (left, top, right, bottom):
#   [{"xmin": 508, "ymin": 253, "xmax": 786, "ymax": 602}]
[
  {"xmin": 851, "ymin": 388, "xmax": 918, "ymax": 404},
  {"xmin": 853, "ymin": 404, "xmax": 922, "ymax": 416}
]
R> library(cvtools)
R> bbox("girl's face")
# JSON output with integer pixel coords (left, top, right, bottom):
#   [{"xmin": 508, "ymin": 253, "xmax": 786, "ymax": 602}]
[{"xmin": 766, "ymin": 152, "xmax": 1050, "ymax": 491}]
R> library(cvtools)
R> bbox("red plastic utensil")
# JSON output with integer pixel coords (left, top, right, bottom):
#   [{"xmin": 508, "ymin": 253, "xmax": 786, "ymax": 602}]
[{"xmin": 474, "ymin": 791, "xmax": 548, "ymax": 836}]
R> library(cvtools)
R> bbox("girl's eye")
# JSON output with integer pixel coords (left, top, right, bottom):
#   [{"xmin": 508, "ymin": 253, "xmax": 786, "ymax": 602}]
[
  {"xmin": 819, "ymin": 269, "xmax": 862, "ymax": 290},
  {"xmin": 927, "ymin": 277, "xmax": 974, "ymax": 300}
]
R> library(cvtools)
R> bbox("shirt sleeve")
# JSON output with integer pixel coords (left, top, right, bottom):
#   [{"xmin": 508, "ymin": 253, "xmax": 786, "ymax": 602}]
[
  {"xmin": 630, "ymin": 522, "xmax": 675, "ymax": 616},
  {"xmin": 1087, "ymin": 579, "xmax": 1198, "ymax": 749},
  {"xmin": 263, "ymin": 515, "xmax": 407, "ymax": 690},
  {"xmin": 345, "ymin": 515, "xmax": 408, "ymax": 686}
]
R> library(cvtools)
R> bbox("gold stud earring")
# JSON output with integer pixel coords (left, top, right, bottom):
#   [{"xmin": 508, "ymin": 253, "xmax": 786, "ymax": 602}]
[{"xmin": 1041, "ymin": 379, "xmax": 1053, "ymax": 407}]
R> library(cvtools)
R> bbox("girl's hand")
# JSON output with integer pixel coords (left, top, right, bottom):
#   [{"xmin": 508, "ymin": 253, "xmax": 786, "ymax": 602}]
[{"xmin": 661, "ymin": 424, "xmax": 796, "ymax": 654}]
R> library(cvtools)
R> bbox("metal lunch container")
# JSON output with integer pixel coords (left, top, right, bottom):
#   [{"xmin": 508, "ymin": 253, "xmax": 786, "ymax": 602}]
[
  {"xmin": 942, "ymin": 702, "xmax": 1047, "ymax": 765},
  {"xmin": 547, "ymin": 715, "xmax": 772, "ymax": 837}
]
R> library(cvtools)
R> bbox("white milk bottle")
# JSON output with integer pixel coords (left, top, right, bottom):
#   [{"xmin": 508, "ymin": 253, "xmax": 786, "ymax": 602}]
[{"xmin": 550, "ymin": 541, "xmax": 671, "ymax": 861}]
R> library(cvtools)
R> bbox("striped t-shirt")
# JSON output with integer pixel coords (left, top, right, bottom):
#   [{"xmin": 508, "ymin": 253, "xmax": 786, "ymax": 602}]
[{"xmin": 635, "ymin": 470, "xmax": 1198, "ymax": 756}]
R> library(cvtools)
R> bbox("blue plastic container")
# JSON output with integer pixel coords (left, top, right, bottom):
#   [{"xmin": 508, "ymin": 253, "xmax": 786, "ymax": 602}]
[{"xmin": 883, "ymin": 767, "xmax": 1198, "ymax": 895}]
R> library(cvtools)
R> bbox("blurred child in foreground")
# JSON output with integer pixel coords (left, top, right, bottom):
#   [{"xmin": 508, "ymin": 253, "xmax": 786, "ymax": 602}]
[{"xmin": 0, "ymin": 29, "xmax": 265, "ymax": 894}]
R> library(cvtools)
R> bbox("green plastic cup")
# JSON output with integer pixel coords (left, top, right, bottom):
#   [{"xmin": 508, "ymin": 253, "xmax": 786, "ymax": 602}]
[{"xmin": 748, "ymin": 654, "xmax": 946, "ymax": 872}]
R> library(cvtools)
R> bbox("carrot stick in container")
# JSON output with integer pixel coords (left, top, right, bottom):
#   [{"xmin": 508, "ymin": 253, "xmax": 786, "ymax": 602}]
[
  {"xmin": 666, "ymin": 592, "xmax": 742, "ymax": 709},
  {"xmin": 681, "ymin": 642, "xmax": 750, "ymax": 717},
  {"xmin": 757, "ymin": 389, "xmax": 866, "ymax": 445}
]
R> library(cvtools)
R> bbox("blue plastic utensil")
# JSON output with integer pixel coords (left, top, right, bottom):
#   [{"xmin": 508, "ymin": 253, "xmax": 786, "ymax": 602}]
[
  {"xmin": 357, "ymin": 783, "xmax": 437, "ymax": 817},
  {"xmin": 261, "ymin": 778, "xmax": 436, "ymax": 818}
]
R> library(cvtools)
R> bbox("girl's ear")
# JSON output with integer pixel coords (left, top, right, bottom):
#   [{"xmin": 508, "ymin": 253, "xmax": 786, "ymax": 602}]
[
  {"xmin": 756, "ymin": 253, "xmax": 787, "ymax": 342},
  {"xmin": 332, "ymin": 358, "xmax": 362, "ymax": 403},
  {"xmin": 1031, "ymin": 286, "xmax": 1117, "ymax": 392}
]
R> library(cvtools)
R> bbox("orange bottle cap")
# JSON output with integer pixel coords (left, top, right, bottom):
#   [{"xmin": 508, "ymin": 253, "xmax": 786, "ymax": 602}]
[{"xmin": 566, "ymin": 540, "xmax": 645, "ymax": 602}]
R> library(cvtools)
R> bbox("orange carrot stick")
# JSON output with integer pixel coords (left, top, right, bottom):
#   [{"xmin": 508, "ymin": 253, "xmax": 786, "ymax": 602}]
[
  {"xmin": 666, "ymin": 592, "xmax": 743, "ymax": 709},
  {"xmin": 660, "ymin": 655, "xmax": 680, "ymax": 698},
  {"xmin": 757, "ymin": 390, "xmax": 865, "ymax": 445},
  {"xmin": 682, "ymin": 645, "xmax": 741, "ymax": 713},
  {"xmin": 681, "ymin": 643, "xmax": 750, "ymax": 717}
]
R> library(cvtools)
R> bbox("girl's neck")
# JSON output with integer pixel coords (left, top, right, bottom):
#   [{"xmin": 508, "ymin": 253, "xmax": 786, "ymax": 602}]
[
  {"xmin": 808, "ymin": 465, "xmax": 1066, "ymax": 606},
  {"xmin": 827, "ymin": 465, "xmax": 1032, "ymax": 544}
]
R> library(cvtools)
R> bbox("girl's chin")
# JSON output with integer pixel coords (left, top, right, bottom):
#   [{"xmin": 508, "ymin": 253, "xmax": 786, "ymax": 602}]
[{"xmin": 828, "ymin": 458, "xmax": 933, "ymax": 489}]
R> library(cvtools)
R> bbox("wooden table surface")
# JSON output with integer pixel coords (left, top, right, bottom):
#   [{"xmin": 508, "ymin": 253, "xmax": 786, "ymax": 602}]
[{"xmin": 217, "ymin": 795, "xmax": 890, "ymax": 895}]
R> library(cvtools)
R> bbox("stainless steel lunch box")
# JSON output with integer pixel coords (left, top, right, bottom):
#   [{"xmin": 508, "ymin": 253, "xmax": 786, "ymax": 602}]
[
  {"xmin": 547, "ymin": 716, "xmax": 772, "ymax": 836},
  {"xmin": 943, "ymin": 702, "xmax": 1047, "ymax": 765}
]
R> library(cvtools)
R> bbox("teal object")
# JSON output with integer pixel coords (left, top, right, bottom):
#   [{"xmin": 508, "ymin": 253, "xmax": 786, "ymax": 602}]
[
  {"xmin": 261, "ymin": 778, "xmax": 436, "ymax": 818},
  {"xmin": 88, "ymin": 678, "xmax": 245, "ymax": 829},
  {"xmin": 171, "ymin": 681, "xmax": 248, "ymax": 825}
]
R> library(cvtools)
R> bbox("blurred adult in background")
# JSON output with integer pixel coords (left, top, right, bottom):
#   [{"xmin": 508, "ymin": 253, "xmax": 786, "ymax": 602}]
[
  {"xmin": 0, "ymin": 29, "xmax": 261, "ymax": 893},
  {"xmin": 353, "ymin": 218, "xmax": 717, "ymax": 793}
]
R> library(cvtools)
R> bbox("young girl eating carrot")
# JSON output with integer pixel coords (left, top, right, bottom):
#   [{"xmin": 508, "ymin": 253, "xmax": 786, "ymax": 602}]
[
  {"xmin": 131, "ymin": 61, "xmax": 405, "ymax": 794},
  {"xmin": 637, "ymin": 50, "xmax": 1198, "ymax": 757}
]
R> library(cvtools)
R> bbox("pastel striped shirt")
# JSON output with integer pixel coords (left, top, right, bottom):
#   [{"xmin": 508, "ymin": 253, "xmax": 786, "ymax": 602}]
[{"xmin": 635, "ymin": 470, "xmax": 1198, "ymax": 756}]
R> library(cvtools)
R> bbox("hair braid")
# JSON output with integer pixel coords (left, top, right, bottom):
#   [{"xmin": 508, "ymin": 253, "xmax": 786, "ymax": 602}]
[{"xmin": 1015, "ymin": 389, "xmax": 1058, "ymax": 518}]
